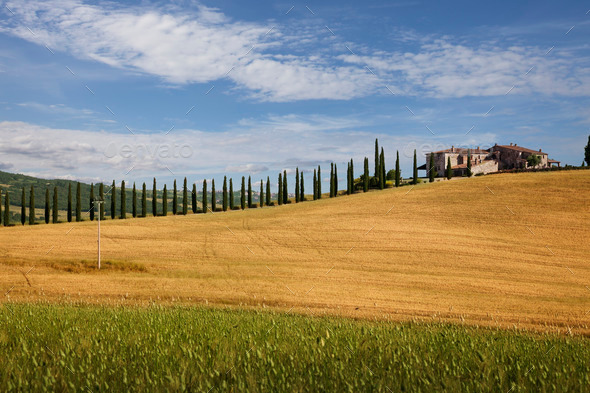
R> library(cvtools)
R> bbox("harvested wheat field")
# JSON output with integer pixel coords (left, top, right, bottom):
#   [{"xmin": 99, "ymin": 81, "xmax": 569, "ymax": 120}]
[{"xmin": 1, "ymin": 170, "xmax": 589, "ymax": 333}]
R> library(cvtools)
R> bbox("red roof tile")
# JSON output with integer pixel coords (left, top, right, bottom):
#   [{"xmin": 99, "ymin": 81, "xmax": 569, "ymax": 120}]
[{"xmin": 432, "ymin": 148, "xmax": 489, "ymax": 154}]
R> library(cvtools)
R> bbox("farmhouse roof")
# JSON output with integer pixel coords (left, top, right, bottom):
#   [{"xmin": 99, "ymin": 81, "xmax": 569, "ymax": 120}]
[
  {"xmin": 495, "ymin": 144, "xmax": 548, "ymax": 155},
  {"xmin": 547, "ymin": 158, "xmax": 560, "ymax": 163},
  {"xmin": 432, "ymin": 147, "xmax": 489, "ymax": 154}
]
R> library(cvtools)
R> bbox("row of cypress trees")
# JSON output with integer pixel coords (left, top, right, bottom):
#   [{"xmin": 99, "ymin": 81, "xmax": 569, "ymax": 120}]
[
  {"xmin": 1, "ymin": 139, "xmax": 421, "ymax": 226},
  {"xmin": 0, "ymin": 184, "xmax": 84, "ymax": 226}
]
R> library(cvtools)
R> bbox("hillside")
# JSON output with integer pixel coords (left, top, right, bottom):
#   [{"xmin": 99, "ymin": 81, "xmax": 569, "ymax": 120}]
[{"xmin": 1, "ymin": 170, "xmax": 589, "ymax": 333}]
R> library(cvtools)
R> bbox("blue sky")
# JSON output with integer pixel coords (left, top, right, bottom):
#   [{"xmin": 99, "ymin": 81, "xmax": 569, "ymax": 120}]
[{"xmin": 0, "ymin": 0, "xmax": 589, "ymax": 190}]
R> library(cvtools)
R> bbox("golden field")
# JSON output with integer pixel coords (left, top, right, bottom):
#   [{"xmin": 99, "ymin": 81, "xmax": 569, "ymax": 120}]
[{"xmin": 1, "ymin": 170, "xmax": 589, "ymax": 333}]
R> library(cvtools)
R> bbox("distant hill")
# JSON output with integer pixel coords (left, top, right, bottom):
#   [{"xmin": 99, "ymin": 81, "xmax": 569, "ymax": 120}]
[{"xmin": 0, "ymin": 170, "xmax": 95, "ymax": 211}]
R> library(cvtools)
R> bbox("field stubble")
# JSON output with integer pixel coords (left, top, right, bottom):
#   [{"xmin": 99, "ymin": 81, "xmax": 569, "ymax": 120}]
[{"xmin": 1, "ymin": 170, "xmax": 589, "ymax": 334}]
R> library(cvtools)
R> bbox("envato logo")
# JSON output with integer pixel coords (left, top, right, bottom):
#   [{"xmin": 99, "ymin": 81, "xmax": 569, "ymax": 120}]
[
  {"xmin": 401, "ymin": 142, "xmax": 494, "ymax": 159},
  {"xmin": 103, "ymin": 142, "xmax": 193, "ymax": 160}
]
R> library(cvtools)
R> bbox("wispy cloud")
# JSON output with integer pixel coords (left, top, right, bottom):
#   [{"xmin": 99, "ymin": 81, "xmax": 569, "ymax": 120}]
[
  {"xmin": 17, "ymin": 102, "xmax": 95, "ymax": 116},
  {"xmin": 2, "ymin": 1, "xmax": 588, "ymax": 102},
  {"xmin": 340, "ymin": 40, "xmax": 590, "ymax": 98},
  {"xmin": 0, "ymin": 0, "xmax": 377, "ymax": 102}
]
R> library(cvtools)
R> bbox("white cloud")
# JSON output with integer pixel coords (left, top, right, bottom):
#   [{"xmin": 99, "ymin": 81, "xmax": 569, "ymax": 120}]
[
  {"xmin": 339, "ymin": 40, "xmax": 590, "ymax": 98},
  {"xmin": 2, "ymin": 1, "xmax": 588, "ymax": 102},
  {"xmin": 0, "ymin": 0, "xmax": 377, "ymax": 101},
  {"xmin": 225, "ymin": 163, "xmax": 268, "ymax": 174},
  {"xmin": 17, "ymin": 102, "xmax": 95, "ymax": 116}
]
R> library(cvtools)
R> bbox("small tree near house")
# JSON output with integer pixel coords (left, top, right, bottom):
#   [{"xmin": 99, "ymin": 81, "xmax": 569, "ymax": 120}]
[
  {"xmin": 526, "ymin": 154, "xmax": 541, "ymax": 168},
  {"xmin": 429, "ymin": 153, "xmax": 436, "ymax": 183},
  {"xmin": 447, "ymin": 157, "xmax": 453, "ymax": 180}
]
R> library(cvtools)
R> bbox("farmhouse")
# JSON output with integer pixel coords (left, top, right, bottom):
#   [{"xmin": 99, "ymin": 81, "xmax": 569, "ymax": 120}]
[{"xmin": 419, "ymin": 143, "xmax": 561, "ymax": 177}]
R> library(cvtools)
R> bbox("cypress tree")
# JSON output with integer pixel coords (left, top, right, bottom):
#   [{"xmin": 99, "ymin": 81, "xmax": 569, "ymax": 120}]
[
  {"xmin": 379, "ymin": 148, "xmax": 386, "ymax": 190},
  {"xmin": 412, "ymin": 149, "xmax": 418, "ymax": 185},
  {"xmin": 374, "ymin": 138, "xmax": 379, "ymax": 177},
  {"xmin": 241, "ymin": 177, "xmax": 246, "ymax": 210},
  {"xmin": 278, "ymin": 173, "xmax": 283, "ymax": 205},
  {"xmin": 395, "ymin": 151, "xmax": 401, "ymax": 187},
  {"xmin": 223, "ymin": 176, "xmax": 228, "ymax": 212},
  {"xmin": 265, "ymin": 177, "xmax": 270, "ymax": 206},
  {"xmin": 351, "ymin": 159, "xmax": 355, "ymax": 193},
  {"xmin": 313, "ymin": 169, "xmax": 317, "ymax": 200},
  {"xmin": 363, "ymin": 157, "xmax": 369, "ymax": 192},
  {"xmin": 248, "ymin": 176, "xmax": 252, "ymax": 208},
  {"xmin": 330, "ymin": 163, "xmax": 334, "ymax": 198},
  {"xmin": 212, "ymin": 179, "xmax": 216, "ymax": 212},
  {"xmin": 183, "ymin": 178, "xmax": 188, "ymax": 215},
  {"xmin": 21, "ymin": 187, "xmax": 26, "ymax": 225},
  {"xmin": 300, "ymin": 171, "xmax": 304, "ymax": 201},
  {"xmin": 229, "ymin": 179, "xmax": 234, "ymax": 210},
  {"xmin": 111, "ymin": 180, "xmax": 116, "ymax": 219},
  {"xmin": 467, "ymin": 150, "xmax": 472, "ymax": 177},
  {"xmin": 334, "ymin": 164, "xmax": 338, "ymax": 197},
  {"xmin": 76, "ymin": 182, "xmax": 81, "ymax": 222},
  {"xmin": 192, "ymin": 183, "xmax": 197, "ymax": 213},
  {"xmin": 89, "ymin": 184, "xmax": 94, "ymax": 222},
  {"xmin": 120, "ymin": 180, "xmax": 126, "ymax": 219},
  {"xmin": 350, "ymin": 158, "xmax": 354, "ymax": 193},
  {"xmin": 350, "ymin": 162, "xmax": 354, "ymax": 194},
  {"xmin": 132, "ymin": 182, "xmax": 137, "ymax": 218},
  {"xmin": 447, "ymin": 156, "xmax": 453, "ymax": 180},
  {"xmin": 162, "ymin": 185, "xmax": 168, "ymax": 216},
  {"xmin": 202, "ymin": 180, "xmax": 207, "ymax": 213},
  {"xmin": 152, "ymin": 178, "xmax": 157, "ymax": 216},
  {"xmin": 429, "ymin": 153, "xmax": 435, "ymax": 183},
  {"xmin": 67, "ymin": 184, "xmax": 72, "ymax": 222},
  {"xmin": 4, "ymin": 191, "xmax": 10, "ymax": 226},
  {"xmin": 52, "ymin": 187, "xmax": 58, "ymax": 223},
  {"xmin": 142, "ymin": 183, "xmax": 147, "ymax": 217},
  {"xmin": 347, "ymin": 162, "xmax": 351, "ymax": 195},
  {"xmin": 45, "ymin": 188, "xmax": 50, "ymax": 224},
  {"xmin": 99, "ymin": 183, "xmax": 104, "ymax": 220},
  {"xmin": 29, "ymin": 185, "xmax": 35, "ymax": 225},
  {"xmin": 295, "ymin": 167, "xmax": 300, "ymax": 203},
  {"xmin": 317, "ymin": 166, "xmax": 322, "ymax": 198},
  {"xmin": 173, "ymin": 180, "xmax": 178, "ymax": 215},
  {"xmin": 258, "ymin": 179, "xmax": 264, "ymax": 207},
  {"xmin": 283, "ymin": 170, "xmax": 288, "ymax": 204}
]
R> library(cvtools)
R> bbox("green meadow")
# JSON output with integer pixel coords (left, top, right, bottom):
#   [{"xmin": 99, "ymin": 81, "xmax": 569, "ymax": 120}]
[{"xmin": 1, "ymin": 303, "xmax": 588, "ymax": 392}]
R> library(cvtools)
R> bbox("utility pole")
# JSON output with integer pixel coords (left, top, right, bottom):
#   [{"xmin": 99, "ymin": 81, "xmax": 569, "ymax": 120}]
[{"xmin": 94, "ymin": 199, "xmax": 104, "ymax": 270}]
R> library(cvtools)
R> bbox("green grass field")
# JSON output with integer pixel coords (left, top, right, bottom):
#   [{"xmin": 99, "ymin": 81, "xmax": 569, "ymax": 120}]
[{"xmin": 1, "ymin": 303, "xmax": 588, "ymax": 392}]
